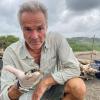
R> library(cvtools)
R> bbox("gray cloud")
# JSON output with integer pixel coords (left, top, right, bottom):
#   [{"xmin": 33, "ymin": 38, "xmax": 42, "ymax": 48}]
[
  {"xmin": 41, "ymin": 0, "xmax": 66, "ymax": 25},
  {"xmin": 0, "ymin": 0, "xmax": 23, "ymax": 35},
  {"xmin": 0, "ymin": 0, "xmax": 100, "ymax": 38},
  {"xmin": 66, "ymin": 0, "xmax": 100, "ymax": 12}
]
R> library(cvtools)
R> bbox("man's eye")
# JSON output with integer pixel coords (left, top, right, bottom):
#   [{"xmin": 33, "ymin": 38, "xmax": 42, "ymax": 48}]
[
  {"xmin": 37, "ymin": 27, "xmax": 44, "ymax": 32},
  {"xmin": 23, "ymin": 27, "xmax": 32, "ymax": 32}
]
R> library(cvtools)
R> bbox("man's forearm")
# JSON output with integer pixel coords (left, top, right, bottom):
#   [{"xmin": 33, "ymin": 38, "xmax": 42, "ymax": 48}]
[
  {"xmin": 8, "ymin": 84, "xmax": 22, "ymax": 100},
  {"xmin": 43, "ymin": 74, "xmax": 57, "ymax": 86},
  {"xmin": 32, "ymin": 74, "xmax": 57, "ymax": 100}
]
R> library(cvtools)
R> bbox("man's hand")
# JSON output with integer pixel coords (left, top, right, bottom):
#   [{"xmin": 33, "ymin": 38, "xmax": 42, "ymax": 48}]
[
  {"xmin": 32, "ymin": 74, "xmax": 57, "ymax": 100},
  {"xmin": 32, "ymin": 80, "xmax": 48, "ymax": 100}
]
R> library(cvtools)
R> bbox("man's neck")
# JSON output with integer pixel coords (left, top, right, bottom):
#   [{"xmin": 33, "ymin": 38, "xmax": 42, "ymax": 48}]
[
  {"xmin": 25, "ymin": 42, "xmax": 41, "ymax": 54},
  {"xmin": 25, "ymin": 42, "xmax": 41, "ymax": 65}
]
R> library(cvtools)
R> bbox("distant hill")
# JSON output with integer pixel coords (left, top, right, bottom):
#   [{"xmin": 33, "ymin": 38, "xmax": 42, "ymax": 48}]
[{"xmin": 67, "ymin": 37, "xmax": 100, "ymax": 51}]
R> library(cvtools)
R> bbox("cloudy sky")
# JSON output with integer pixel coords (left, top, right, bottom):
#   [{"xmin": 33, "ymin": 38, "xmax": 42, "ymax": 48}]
[{"xmin": 0, "ymin": 0, "xmax": 100, "ymax": 38}]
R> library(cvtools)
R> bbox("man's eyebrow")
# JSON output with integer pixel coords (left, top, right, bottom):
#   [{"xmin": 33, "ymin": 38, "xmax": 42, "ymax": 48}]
[
  {"xmin": 36, "ymin": 23, "xmax": 45, "ymax": 27},
  {"xmin": 23, "ymin": 26, "xmax": 31, "ymax": 29},
  {"xmin": 23, "ymin": 24, "xmax": 45, "ymax": 29}
]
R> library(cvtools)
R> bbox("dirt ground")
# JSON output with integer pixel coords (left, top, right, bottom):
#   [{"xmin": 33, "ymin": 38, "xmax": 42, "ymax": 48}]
[
  {"xmin": 75, "ymin": 51, "xmax": 100, "ymax": 61},
  {"xmin": 85, "ymin": 78, "xmax": 100, "ymax": 100},
  {"xmin": 75, "ymin": 51, "xmax": 100, "ymax": 100}
]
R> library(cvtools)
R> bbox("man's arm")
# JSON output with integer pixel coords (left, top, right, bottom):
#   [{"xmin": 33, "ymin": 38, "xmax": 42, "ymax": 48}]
[
  {"xmin": 1, "ymin": 47, "xmax": 23, "ymax": 100},
  {"xmin": 32, "ymin": 74, "xmax": 57, "ymax": 100},
  {"xmin": 51, "ymin": 34, "xmax": 80, "ymax": 85},
  {"xmin": 1, "ymin": 69, "xmax": 22, "ymax": 100}
]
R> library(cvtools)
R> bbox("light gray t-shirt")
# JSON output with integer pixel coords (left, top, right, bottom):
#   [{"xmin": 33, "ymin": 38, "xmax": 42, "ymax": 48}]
[{"xmin": 1, "ymin": 33, "xmax": 80, "ymax": 100}]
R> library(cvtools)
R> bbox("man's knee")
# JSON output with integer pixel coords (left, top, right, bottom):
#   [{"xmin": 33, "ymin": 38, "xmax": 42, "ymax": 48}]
[{"xmin": 64, "ymin": 78, "xmax": 86, "ymax": 99}]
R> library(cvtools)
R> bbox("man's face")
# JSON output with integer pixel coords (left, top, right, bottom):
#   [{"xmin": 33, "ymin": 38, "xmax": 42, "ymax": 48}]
[{"xmin": 20, "ymin": 11, "xmax": 47, "ymax": 50}]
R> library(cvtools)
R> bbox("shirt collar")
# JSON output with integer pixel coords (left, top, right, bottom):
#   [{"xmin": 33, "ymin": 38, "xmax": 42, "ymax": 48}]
[
  {"xmin": 42, "ymin": 34, "xmax": 50, "ymax": 52},
  {"xmin": 19, "ymin": 40, "xmax": 33, "ymax": 59}
]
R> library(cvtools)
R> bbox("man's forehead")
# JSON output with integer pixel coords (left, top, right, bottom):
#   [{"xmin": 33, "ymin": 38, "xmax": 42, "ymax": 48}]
[
  {"xmin": 20, "ymin": 12, "xmax": 46, "ymax": 25},
  {"xmin": 21, "ymin": 11, "xmax": 45, "ymax": 20}
]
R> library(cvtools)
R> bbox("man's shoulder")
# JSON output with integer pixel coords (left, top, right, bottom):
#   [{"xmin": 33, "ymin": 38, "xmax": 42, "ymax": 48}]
[
  {"xmin": 45, "ymin": 32, "xmax": 66, "ymax": 48},
  {"xmin": 46, "ymin": 32, "xmax": 65, "ymax": 44},
  {"xmin": 5, "ymin": 40, "xmax": 24, "ymax": 52},
  {"xmin": 46, "ymin": 32, "xmax": 64, "ymax": 40}
]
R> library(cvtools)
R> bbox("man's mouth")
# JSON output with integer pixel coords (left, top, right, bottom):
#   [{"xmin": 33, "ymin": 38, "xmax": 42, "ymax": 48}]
[{"xmin": 30, "ymin": 41, "xmax": 42, "ymax": 45}]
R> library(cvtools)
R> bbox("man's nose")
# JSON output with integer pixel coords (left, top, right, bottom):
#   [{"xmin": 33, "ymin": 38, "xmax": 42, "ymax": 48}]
[{"xmin": 31, "ymin": 31, "xmax": 38, "ymax": 39}]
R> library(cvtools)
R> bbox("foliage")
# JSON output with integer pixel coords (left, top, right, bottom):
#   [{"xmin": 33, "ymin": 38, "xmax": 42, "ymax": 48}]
[
  {"xmin": 0, "ymin": 35, "xmax": 19, "ymax": 49},
  {"xmin": 67, "ymin": 37, "xmax": 100, "ymax": 52}
]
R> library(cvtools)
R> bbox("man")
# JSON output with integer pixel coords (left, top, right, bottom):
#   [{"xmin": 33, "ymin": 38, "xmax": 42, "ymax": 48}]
[{"xmin": 1, "ymin": 1, "xmax": 86, "ymax": 100}]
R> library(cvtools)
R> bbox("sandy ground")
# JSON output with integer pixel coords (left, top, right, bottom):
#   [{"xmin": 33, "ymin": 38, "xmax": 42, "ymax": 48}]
[
  {"xmin": 75, "ymin": 51, "xmax": 100, "ymax": 100},
  {"xmin": 85, "ymin": 78, "xmax": 100, "ymax": 100}
]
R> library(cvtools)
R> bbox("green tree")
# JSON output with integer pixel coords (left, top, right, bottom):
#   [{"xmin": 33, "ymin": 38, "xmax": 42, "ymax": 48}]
[{"xmin": 0, "ymin": 35, "xmax": 19, "ymax": 49}]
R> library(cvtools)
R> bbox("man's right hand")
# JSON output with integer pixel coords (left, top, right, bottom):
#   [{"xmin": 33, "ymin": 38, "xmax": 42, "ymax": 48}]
[{"xmin": 8, "ymin": 84, "xmax": 23, "ymax": 100}]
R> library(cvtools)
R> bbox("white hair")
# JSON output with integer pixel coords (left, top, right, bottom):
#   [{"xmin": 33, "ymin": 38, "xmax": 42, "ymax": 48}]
[{"xmin": 18, "ymin": 0, "xmax": 48, "ymax": 22}]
